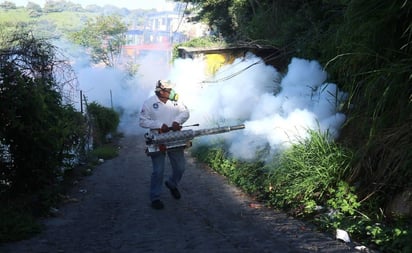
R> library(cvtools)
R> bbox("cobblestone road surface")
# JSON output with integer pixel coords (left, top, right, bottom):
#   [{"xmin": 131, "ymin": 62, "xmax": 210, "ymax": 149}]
[{"xmin": 0, "ymin": 135, "xmax": 360, "ymax": 253}]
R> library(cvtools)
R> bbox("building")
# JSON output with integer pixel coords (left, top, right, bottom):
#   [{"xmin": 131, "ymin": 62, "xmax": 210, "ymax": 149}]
[{"xmin": 122, "ymin": 11, "xmax": 187, "ymax": 63}]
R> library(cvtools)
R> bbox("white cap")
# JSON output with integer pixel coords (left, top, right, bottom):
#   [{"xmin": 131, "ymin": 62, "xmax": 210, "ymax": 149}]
[{"xmin": 155, "ymin": 80, "xmax": 175, "ymax": 91}]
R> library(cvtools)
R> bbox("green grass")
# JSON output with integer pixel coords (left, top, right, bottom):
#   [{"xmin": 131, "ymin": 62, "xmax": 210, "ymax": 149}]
[
  {"xmin": 0, "ymin": 8, "xmax": 31, "ymax": 22},
  {"xmin": 0, "ymin": 8, "xmax": 97, "ymax": 36},
  {"xmin": 89, "ymin": 144, "xmax": 119, "ymax": 160},
  {"xmin": 39, "ymin": 12, "xmax": 97, "ymax": 32}
]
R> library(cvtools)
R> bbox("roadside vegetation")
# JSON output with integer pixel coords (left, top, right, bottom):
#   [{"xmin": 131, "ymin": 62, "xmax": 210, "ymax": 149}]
[
  {"xmin": 184, "ymin": 0, "xmax": 411, "ymax": 252},
  {"xmin": 172, "ymin": 36, "xmax": 227, "ymax": 59},
  {"xmin": 0, "ymin": 2, "xmax": 135, "ymax": 243},
  {"xmin": 0, "ymin": 27, "xmax": 120, "ymax": 243}
]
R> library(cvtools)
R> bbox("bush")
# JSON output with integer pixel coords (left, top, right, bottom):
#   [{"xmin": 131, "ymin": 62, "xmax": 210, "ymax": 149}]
[
  {"xmin": 0, "ymin": 28, "xmax": 86, "ymax": 195},
  {"xmin": 87, "ymin": 102, "xmax": 120, "ymax": 147},
  {"xmin": 0, "ymin": 27, "xmax": 89, "ymax": 242}
]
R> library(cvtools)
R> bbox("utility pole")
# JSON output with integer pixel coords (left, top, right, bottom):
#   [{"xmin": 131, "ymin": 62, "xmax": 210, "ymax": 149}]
[
  {"xmin": 110, "ymin": 89, "xmax": 113, "ymax": 109},
  {"xmin": 80, "ymin": 90, "xmax": 83, "ymax": 113}
]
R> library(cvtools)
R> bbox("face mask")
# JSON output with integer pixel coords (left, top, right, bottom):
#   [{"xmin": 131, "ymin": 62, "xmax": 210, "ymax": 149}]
[{"xmin": 168, "ymin": 89, "xmax": 179, "ymax": 101}]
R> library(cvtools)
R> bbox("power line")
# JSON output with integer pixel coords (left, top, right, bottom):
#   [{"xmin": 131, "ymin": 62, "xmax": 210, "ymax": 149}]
[
  {"xmin": 200, "ymin": 48, "xmax": 291, "ymax": 84},
  {"xmin": 174, "ymin": 2, "xmax": 188, "ymax": 33}
]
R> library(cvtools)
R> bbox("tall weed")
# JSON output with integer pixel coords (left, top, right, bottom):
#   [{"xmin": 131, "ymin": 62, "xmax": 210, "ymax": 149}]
[{"xmin": 264, "ymin": 130, "xmax": 353, "ymax": 215}]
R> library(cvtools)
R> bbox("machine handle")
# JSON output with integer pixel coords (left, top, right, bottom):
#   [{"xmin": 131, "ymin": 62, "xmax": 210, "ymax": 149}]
[{"xmin": 150, "ymin": 123, "xmax": 200, "ymax": 132}]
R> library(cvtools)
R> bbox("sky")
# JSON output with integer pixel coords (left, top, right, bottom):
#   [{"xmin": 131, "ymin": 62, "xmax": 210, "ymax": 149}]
[{"xmin": 10, "ymin": 0, "xmax": 173, "ymax": 10}]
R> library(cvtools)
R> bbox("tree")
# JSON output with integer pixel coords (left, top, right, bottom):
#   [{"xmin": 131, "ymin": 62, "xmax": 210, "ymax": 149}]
[
  {"xmin": 0, "ymin": 1, "xmax": 16, "ymax": 9},
  {"xmin": 69, "ymin": 15, "xmax": 127, "ymax": 67},
  {"xmin": 66, "ymin": 2, "xmax": 83, "ymax": 12},
  {"xmin": 26, "ymin": 1, "xmax": 42, "ymax": 17},
  {"xmin": 43, "ymin": 0, "xmax": 63, "ymax": 12},
  {"xmin": 84, "ymin": 4, "xmax": 103, "ymax": 13}
]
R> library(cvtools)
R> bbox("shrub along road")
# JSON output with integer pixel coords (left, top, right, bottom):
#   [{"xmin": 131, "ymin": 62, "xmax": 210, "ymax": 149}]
[{"xmin": 0, "ymin": 135, "xmax": 359, "ymax": 253}]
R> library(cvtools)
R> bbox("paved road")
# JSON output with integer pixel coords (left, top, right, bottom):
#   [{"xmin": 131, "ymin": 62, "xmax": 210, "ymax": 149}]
[{"xmin": 0, "ymin": 135, "xmax": 358, "ymax": 253}]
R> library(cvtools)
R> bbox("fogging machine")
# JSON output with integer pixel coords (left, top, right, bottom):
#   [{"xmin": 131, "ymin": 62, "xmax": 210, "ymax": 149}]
[{"xmin": 144, "ymin": 124, "xmax": 245, "ymax": 156}]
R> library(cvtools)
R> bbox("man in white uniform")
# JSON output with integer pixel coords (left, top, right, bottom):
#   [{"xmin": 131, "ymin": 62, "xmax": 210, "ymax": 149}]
[{"xmin": 139, "ymin": 80, "xmax": 190, "ymax": 209}]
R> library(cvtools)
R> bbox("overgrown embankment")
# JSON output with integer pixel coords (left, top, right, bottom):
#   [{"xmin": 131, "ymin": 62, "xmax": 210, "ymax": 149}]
[
  {"xmin": 183, "ymin": 0, "xmax": 411, "ymax": 252},
  {"xmin": 0, "ymin": 29, "xmax": 120, "ymax": 243}
]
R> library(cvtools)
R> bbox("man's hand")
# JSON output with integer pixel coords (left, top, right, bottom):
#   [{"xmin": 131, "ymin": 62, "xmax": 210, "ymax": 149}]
[
  {"xmin": 160, "ymin": 123, "xmax": 169, "ymax": 133},
  {"xmin": 172, "ymin": 121, "xmax": 182, "ymax": 131}
]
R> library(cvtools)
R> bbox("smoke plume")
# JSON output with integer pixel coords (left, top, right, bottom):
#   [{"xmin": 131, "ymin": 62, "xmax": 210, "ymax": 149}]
[
  {"xmin": 170, "ymin": 53, "xmax": 347, "ymax": 160},
  {"xmin": 71, "ymin": 46, "xmax": 347, "ymax": 160}
]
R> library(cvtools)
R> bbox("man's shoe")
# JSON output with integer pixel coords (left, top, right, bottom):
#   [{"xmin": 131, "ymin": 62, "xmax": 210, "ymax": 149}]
[
  {"xmin": 165, "ymin": 181, "xmax": 181, "ymax": 199},
  {"xmin": 151, "ymin": 199, "xmax": 164, "ymax": 210}
]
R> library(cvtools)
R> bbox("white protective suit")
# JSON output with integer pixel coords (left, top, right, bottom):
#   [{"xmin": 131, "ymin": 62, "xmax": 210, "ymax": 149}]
[{"xmin": 139, "ymin": 94, "xmax": 190, "ymax": 130}]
